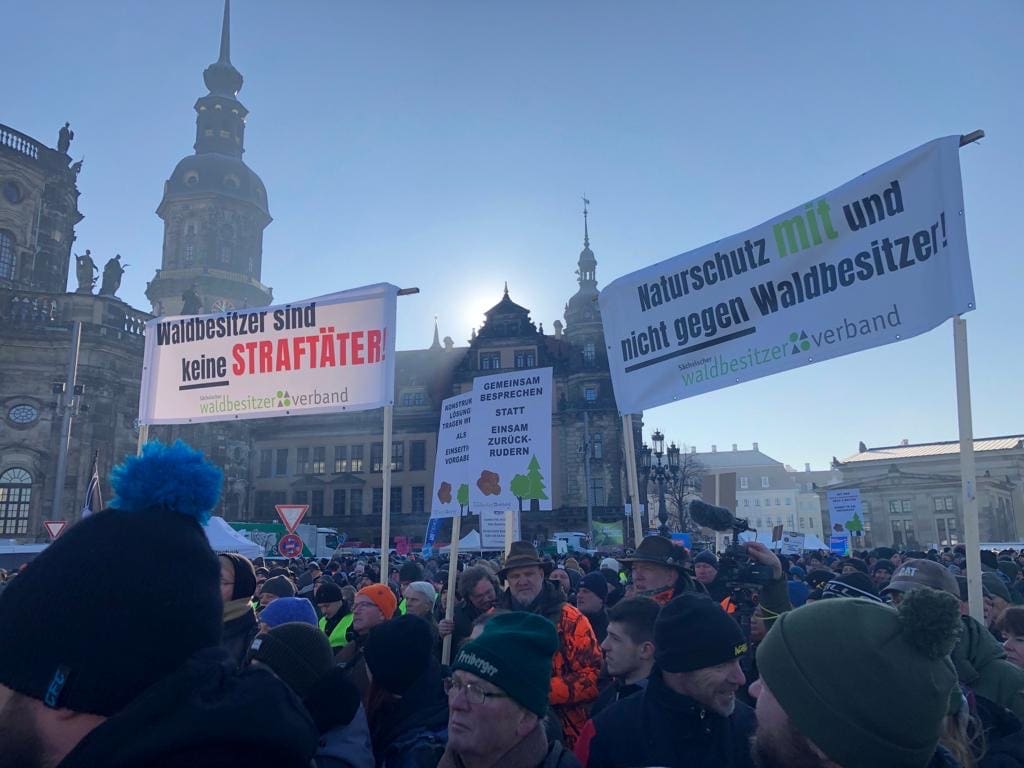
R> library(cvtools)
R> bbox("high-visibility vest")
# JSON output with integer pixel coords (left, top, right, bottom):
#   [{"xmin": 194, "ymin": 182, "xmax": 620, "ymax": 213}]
[{"xmin": 319, "ymin": 612, "xmax": 354, "ymax": 649}]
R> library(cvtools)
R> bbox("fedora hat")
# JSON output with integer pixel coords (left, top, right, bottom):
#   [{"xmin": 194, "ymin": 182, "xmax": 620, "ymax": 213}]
[
  {"xmin": 620, "ymin": 535, "xmax": 690, "ymax": 572},
  {"xmin": 499, "ymin": 541, "xmax": 554, "ymax": 580}
]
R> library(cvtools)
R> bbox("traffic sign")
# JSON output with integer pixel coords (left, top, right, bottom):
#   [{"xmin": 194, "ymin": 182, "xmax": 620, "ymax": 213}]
[
  {"xmin": 43, "ymin": 521, "xmax": 67, "ymax": 540},
  {"xmin": 275, "ymin": 504, "xmax": 308, "ymax": 533},
  {"xmin": 277, "ymin": 533, "xmax": 304, "ymax": 558}
]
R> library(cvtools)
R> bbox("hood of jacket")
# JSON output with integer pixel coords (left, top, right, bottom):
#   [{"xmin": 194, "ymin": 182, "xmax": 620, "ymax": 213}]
[
  {"xmin": 58, "ymin": 647, "xmax": 318, "ymax": 768},
  {"xmin": 953, "ymin": 615, "xmax": 1007, "ymax": 684}
]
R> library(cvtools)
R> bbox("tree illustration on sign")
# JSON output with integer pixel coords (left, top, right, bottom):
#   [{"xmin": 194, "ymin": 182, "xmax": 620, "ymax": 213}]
[
  {"xmin": 526, "ymin": 455, "xmax": 548, "ymax": 514},
  {"xmin": 457, "ymin": 483, "xmax": 470, "ymax": 510},
  {"xmin": 510, "ymin": 474, "xmax": 530, "ymax": 513},
  {"xmin": 845, "ymin": 512, "xmax": 864, "ymax": 537}
]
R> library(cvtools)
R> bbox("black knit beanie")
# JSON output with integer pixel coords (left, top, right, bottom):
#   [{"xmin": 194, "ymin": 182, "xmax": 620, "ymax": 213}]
[
  {"xmin": 220, "ymin": 552, "xmax": 257, "ymax": 600},
  {"xmin": 315, "ymin": 580, "xmax": 344, "ymax": 604},
  {"xmin": 262, "ymin": 574, "xmax": 296, "ymax": 598},
  {"xmin": 250, "ymin": 622, "xmax": 335, "ymax": 700},
  {"xmin": 0, "ymin": 440, "xmax": 223, "ymax": 716},
  {"xmin": 364, "ymin": 615, "xmax": 432, "ymax": 695},
  {"xmin": 655, "ymin": 594, "xmax": 747, "ymax": 673},
  {"xmin": 399, "ymin": 561, "xmax": 424, "ymax": 583}
]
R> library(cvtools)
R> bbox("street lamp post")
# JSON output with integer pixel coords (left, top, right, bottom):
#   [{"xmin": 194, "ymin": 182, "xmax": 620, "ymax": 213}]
[{"xmin": 640, "ymin": 430, "xmax": 680, "ymax": 539}]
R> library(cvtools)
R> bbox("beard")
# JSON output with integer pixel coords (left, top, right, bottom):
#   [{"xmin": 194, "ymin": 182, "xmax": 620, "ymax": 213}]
[
  {"xmin": 751, "ymin": 722, "xmax": 826, "ymax": 768},
  {"xmin": 0, "ymin": 693, "xmax": 46, "ymax": 768}
]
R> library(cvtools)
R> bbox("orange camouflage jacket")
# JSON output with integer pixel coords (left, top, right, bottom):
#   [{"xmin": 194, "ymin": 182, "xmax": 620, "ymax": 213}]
[{"xmin": 500, "ymin": 581, "xmax": 603, "ymax": 748}]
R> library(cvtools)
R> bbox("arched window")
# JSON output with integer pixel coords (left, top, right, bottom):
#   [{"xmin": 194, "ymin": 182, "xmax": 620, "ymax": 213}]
[
  {"xmin": 0, "ymin": 230, "xmax": 16, "ymax": 280},
  {"xmin": 0, "ymin": 467, "xmax": 32, "ymax": 535}
]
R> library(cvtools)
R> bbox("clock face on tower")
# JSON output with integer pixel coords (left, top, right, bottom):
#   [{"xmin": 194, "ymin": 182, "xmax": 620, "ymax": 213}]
[{"xmin": 211, "ymin": 298, "xmax": 235, "ymax": 313}]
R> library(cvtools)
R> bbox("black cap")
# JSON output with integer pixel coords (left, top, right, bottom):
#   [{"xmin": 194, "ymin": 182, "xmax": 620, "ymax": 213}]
[{"xmin": 655, "ymin": 594, "xmax": 747, "ymax": 673}]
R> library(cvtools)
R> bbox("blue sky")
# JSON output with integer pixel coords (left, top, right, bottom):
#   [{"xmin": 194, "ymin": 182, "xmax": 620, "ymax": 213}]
[{"xmin": 5, "ymin": 1, "xmax": 1022, "ymax": 471}]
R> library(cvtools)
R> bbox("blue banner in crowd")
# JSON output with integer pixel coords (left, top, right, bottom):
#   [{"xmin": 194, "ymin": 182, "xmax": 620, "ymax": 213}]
[{"xmin": 421, "ymin": 517, "xmax": 443, "ymax": 558}]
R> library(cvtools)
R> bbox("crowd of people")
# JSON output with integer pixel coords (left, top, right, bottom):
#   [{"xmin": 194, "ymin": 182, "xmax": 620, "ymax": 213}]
[{"xmin": 2, "ymin": 439, "xmax": 1024, "ymax": 767}]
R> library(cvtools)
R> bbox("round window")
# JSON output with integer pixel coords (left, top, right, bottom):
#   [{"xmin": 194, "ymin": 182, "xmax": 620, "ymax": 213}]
[
  {"xmin": 184, "ymin": 171, "xmax": 199, "ymax": 186},
  {"xmin": 2, "ymin": 181, "xmax": 22, "ymax": 204},
  {"xmin": 8, "ymin": 404, "xmax": 38, "ymax": 424}
]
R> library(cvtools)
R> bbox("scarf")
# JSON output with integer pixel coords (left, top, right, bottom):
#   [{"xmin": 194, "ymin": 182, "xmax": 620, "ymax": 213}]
[
  {"xmin": 438, "ymin": 722, "xmax": 548, "ymax": 768},
  {"xmin": 223, "ymin": 596, "xmax": 255, "ymax": 623}
]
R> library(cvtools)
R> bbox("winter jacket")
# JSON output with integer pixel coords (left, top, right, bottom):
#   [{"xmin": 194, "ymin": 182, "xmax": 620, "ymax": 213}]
[
  {"xmin": 953, "ymin": 615, "xmax": 1024, "ymax": 723},
  {"xmin": 303, "ymin": 666, "xmax": 375, "ymax": 768},
  {"xmin": 368, "ymin": 659, "xmax": 449, "ymax": 768},
  {"xmin": 221, "ymin": 600, "xmax": 260, "ymax": 669},
  {"xmin": 57, "ymin": 647, "xmax": 318, "ymax": 768},
  {"xmin": 702, "ymin": 574, "xmax": 731, "ymax": 603},
  {"xmin": 321, "ymin": 610, "xmax": 354, "ymax": 651},
  {"xmin": 589, "ymin": 677, "xmax": 647, "ymax": 718},
  {"xmin": 438, "ymin": 721, "xmax": 580, "ymax": 768},
  {"xmin": 450, "ymin": 599, "xmax": 487, "ymax": 651},
  {"xmin": 582, "ymin": 608, "xmax": 608, "ymax": 644},
  {"xmin": 338, "ymin": 630, "xmax": 372, "ymax": 699},
  {"xmin": 975, "ymin": 695, "xmax": 1024, "ymax": 767},
  {"xmin": 573, "ymin": 670, "xmax": 756, "ymax": 768},
  {"xmin": 500, "ymin": 580, "xmax": 603, "ymax": 748}
]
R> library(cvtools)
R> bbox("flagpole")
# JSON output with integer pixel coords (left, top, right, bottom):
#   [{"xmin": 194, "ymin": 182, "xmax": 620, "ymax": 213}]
[
  {"xmin": 622, "ymin": 414, "xmax": 644, "ymax": 545},
  {"xmin": 51, "ymin": 320, "xmax": 83, "ymax": 522},
  {"xmin": 953, "ymin": 129, "xmax": 984, "ymax": 623},
  {"xmin": 442, "ymin": 511, "xmax": 462, "ymax": 665},
  {"xmin": 380, "ymin": 404, "xmax": 394, "ymax": 584}
]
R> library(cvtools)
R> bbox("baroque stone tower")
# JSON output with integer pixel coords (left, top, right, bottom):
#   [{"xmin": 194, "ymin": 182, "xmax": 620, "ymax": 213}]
[{"xmin": 146, "ymin": 0, "xmax": 273, "ymax": 317}]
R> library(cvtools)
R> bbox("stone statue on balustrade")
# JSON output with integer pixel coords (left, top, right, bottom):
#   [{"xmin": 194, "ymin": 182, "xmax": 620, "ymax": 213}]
[
  {"xmin": 74, "ymin": 250, "xmax": 98, "ymax": 294},
  {"xmin": 181, "ymin": 284, "xmax": 203, "ymax": 315},
  {"xmin": 98, "ymin": 254, "xmax": 128, "ymax": 297},
  {"xmin": 57, "ymin": 122, "xmax": 74, "ymax": 154}
]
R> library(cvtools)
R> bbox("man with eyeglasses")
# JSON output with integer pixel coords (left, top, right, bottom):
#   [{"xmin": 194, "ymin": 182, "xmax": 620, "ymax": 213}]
[
  {"xmin": 439, "ymin": 565, "xmax": 499, "ymax": 651},
  {"xmin": 441, "ymin": 612, "xmax": 581, "ymax": 768}
]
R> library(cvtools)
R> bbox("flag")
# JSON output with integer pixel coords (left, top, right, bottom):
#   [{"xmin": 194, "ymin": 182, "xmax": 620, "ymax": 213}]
[{"xmin": 81, "ymin": 452, "xmax": 103, "ymax": 518}]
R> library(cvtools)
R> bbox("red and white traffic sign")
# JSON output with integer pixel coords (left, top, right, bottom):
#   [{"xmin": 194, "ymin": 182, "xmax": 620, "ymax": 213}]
[
  {"xmin": 277, "ymin": 532, "xmax": 304, "ymax": 558},
  {"xmin": 43, "ymin": 521, "xmax": 67, "ymax": 540},
  {"xmin": 275, "ymin": 504, "xmax": 308, "ymax": 533}
]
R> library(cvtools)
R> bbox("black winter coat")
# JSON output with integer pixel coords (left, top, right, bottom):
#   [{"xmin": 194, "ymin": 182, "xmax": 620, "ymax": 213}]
[
  {"xmin": 221, "ymin": 607, "xmax": 259, "ymax": 669},
  {"xmin": 573, "ymin": 671, "xmax": 755, "ymax": 768},
  {"xmin": 57, "ymin": 647, "xmax": 318, "ymax": 768}
]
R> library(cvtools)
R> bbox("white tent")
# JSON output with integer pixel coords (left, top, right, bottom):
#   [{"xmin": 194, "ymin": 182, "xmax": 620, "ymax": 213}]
[
  {"xmin": 205, "ymin": 516, "xmax": 262, "ymax": 559},
  {"xmin": 440, "ymin": 528, "xmax": 482, "ymax": 553}
]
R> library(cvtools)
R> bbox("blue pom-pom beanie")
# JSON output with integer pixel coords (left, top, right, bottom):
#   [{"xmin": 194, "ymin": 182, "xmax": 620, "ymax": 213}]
[{"xmin": 0, "ymin": 440, "xmax": 224, "ymax": 715}]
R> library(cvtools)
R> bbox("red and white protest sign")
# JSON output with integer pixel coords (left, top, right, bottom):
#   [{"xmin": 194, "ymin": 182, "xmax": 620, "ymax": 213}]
[
  {"xmin": 276, "ymin": 504, "xmax": 308, "ymax": 533},
  {"xmin": 43, "ymin": 521, "xmax": 67, "ymax": 540}
]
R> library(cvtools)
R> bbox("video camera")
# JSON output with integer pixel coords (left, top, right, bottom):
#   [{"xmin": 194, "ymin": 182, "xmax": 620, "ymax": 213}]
[{"xmin": 689, "ymin": 500, "xmax": 775, "ymax": 588}]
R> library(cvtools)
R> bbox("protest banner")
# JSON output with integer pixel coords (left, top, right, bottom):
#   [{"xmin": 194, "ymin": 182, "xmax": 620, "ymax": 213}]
[
  {"xmin": 781, "ymin": 532, "xmax": 805, "ymax": 556},
  {"xmin": 139, "ymin": 283, "xmax": 398, "ymax": 424},
  {"xmin": 421, "ymin": 517, "xmax": 443, "ymax": 559},
  {"xmin": 429, "ymin": 394, "xmax": 473, "ymax": 519},
  {"xmin": 592, "ymin": 520, "xmax": 625, "ymax": 548},
  {"xmin": 599, "ymin": 137, "xmax": 973, "ymax": 413},
  {"xmin": 469, "ymin": 368, "xmax": 553, "ymax": 553},
  {"xmin": 827, "ymin": 489, "xmax": 863, "ymax": 554}
]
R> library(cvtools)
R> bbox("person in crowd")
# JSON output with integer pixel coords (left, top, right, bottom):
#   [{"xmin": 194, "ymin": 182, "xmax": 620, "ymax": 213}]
[
  {"xmin": 693, "ymin": 549, "xmax": 730, "ymax": 602},
  {"xmin": 339, "ymin": 584, "xmax": 398, "ymax": 697},
  {"xmin": 249, "ymin": 622, "xmax": 374, "ymax": 768},
  {"xmin": 442, "ymin": 612, "xmax": 579, "ymax": 768},
  {"xmin": 260, "ymin": 573, "xmax": 297, "ymax": 609},
  {"xmin": 750, "ymin": 588, "xmax": 962, "ymax": 768},
  {"xmin": 871, "ymin": 559, "xmax": 895, "ymax": 590},
  {"xmin": 219, "ymin": 552, "xmax": 260, "ymax": 668},
  {"xmin": 575, "ymin": 572, "xmax": 610, "ymax": 644},
  {"xmin": 820, "ymin": 571, "xmax": 882, "ymax": 602},
  {"xmin": 317, "ymin": 580, "xmax": 354, "ymax": 654},
  {"xmin": 0, "ymin": 440, "xmax": 318, "ymax": 766},
  {"xmin": 786, "ymin": 565, "xmax": 810, "ymax": 608},
  {"xmin": 618, "ymin": 536, "xmax": 696, "ymax": 606},
  {"xmin": 564, "ymin": 557, "xmax": 583, "ymax": 577},
  {"xmin": 984, "ymin": 572, "xmax": 1014, "ymax": 634},
  {"xmin": 398, "ymin": 561, "xmax": 425, "ymax": 614},
  {"xmin": 599, "ymin": 558, "xmax": 625, "ymax": 607},
  {"xmin": 364, "ymin": 615, "xmax": 449, "ymax": 767},
  {"xmin": 999, "ymin": 606, "xmax": 1024, "ymax": 668},
  {"xmin": 498, "ymin": 541, "xmax": 602, "ymax": 747},
  {"xmin": 575, "ymin": 593, "xmax": 754, "ymax": 768},
  {"xmin": 839, "ymin": 557, "xmax": 869, "ymax": 576},
  {"xmin": 590, "ymin": 597, "xmax": 659, "ymax": 717},
  {"xmin": 404, "ymin": 580, "xmax": 438, "ymax": 619},
  {"xmin": 255, "ymin": 565, "xmax": 270, "ymax": 591},
  {"xmin": 550, "ymin": 567, "xmax": 574, "ymax": 598},
  {"xmin": 439, "ymin": 565, "xmax": 499, "ymax": 652},
  {"xmin": 884, "ymin": 558, "xmax": 1024, "ymax": 722},
  {"xmin": 259, "ymin": 596, "xmax": 319, "ymax": 632}
]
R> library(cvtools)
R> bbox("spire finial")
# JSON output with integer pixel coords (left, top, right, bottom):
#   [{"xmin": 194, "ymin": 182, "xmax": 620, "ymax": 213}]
[
  {"xmin": 582, "ymin": 195, "xmax": 590, "ymax": 248},
  {"xmin": 503, "ymin": 281, "xmax": 509, "ymax": 297},
  {"xmin": 219, "ymin": 0, "xmax": 232, "ymax": 64},
  {"xmin": 430, "ymin": 315, "xmax": 442, "ymax": 350}
]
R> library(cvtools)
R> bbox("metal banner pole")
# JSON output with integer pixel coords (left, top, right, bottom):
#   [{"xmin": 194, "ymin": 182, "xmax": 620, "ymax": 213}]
[
  {"xmin": 51, "ymin": 320, "xmax": 83, "ymax": 521},
  {"xmin": 380, "ymin": 404, "xmax": 394, "ymax": 583},
  {"xmin": 622, "ymin": 414, "xmax": 643, "ymax": 545}
]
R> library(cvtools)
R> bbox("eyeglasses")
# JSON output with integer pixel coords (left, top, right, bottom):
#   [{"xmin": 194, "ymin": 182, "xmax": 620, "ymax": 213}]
[{"xmin": 443, "ymin": 677, "xmax": 508, "ymax": 705}]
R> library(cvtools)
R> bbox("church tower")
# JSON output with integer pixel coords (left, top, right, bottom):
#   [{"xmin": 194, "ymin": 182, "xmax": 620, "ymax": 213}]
[
  {"xmin": 563, "ymin": 197, "xmax": 605, "ymax": 357},
  {"xmin": 146, "ymin": 0, "xmax": 273, "ymax": 316}
]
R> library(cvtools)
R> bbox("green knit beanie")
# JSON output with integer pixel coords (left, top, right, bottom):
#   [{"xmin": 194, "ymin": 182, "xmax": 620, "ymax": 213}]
[
  {"xmin": 757, "ymin": 589, "xmax": 961, "ymax": 768},
  {"xmin": 452, "ymin": 612, "xmax": 558, "ymax": 716}
]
